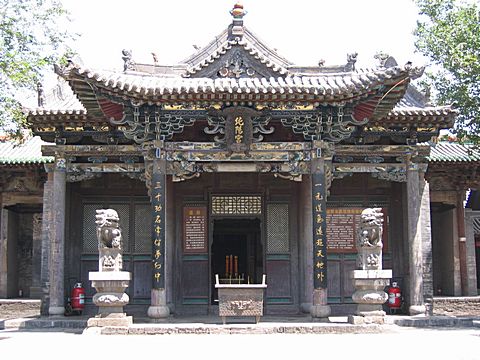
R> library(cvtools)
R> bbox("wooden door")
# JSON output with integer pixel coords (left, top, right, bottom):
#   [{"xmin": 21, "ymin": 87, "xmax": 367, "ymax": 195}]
[{"xmin": 265, "ymin": 202, "xmax": 294, "ymax": 306}]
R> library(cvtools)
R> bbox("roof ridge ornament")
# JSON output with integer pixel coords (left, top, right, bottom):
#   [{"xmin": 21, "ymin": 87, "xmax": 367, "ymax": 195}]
[
  {"xmin": 374, "ymin": 52, "xmax": 398, "ymax": 69},
  {"xmin": 345, "ymin": 52, "xmax": 358, "ymax": 71},
  {"xmin": 122, "ymin": 49, "xmax": 136, "ymax": 72},
  {"xmin": 404, "ymin": 61, "xmax": 425, "ymax": 80},
  {"xmin": 229, "ymin": 2, "xmax": 246, "ymax": 40}
]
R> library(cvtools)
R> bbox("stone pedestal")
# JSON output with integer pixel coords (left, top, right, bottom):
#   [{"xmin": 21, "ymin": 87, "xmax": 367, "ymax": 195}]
[
  {"xmin": 87, "ymin": 271, "xmax": 132, "ymax": 327},
  {"xmin": 348, "ymin": 269, "xmax": 391, "ymax": 324},
  {"xmin": 310, "ymin": 288, "xmax": 331, "ymax": 320},
  {"xmin": 147, "ymin": 288, "xmax": 170, "ymax": 319}
]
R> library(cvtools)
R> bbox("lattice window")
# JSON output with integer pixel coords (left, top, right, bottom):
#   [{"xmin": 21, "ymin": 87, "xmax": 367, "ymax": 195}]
[
  {"xmin": 266, "ymin": 204, "xmax": 289, "ymax": 254},
  {"xmin": 82, "ymin": 204, "xmax": 101, "ymax": 253},
  {"xmin": 211, "ymin": 195, "xmax": 262, "ymax": 215},
  {"xmin": 134, "ymin": 204, "xmax": 151, "ymax": 253}
]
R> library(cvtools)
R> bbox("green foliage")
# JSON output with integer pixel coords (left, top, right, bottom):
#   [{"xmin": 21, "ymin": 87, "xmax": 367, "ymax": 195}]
[
  {"xmin": 0, "ymin": 0, "xmax": 76, "ymax": 136},
  {"xmin": 414, "ymin": 0, "xmax": 480, "ymax": 143}
]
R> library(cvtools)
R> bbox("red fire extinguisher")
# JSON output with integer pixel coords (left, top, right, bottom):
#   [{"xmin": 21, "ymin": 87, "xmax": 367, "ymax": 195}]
[
  {"xmin": 387, "ymin": 281, "xmax": 402, "ymax": 313},
  {"xmin": 70, "ymin": 282, "xmax": 85, "ymax": 314}
]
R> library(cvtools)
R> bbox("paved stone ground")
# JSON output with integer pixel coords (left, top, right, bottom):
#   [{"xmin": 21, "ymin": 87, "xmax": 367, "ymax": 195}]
[
  {"xmin": 433, "ymin": 296, "xmax": 480, "ymax": 317},
  {"xmin": 0, "ymin": 300, "xmax": 41, "ymax": 320},
  {"xmin": 1, "ymin": 297, "xmax": 480, "ymax": 325}
]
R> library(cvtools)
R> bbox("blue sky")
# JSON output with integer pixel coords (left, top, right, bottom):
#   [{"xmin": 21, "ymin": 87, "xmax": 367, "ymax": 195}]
[{"xmin": 60, "ymin": 0, "xmax": 427, "ymax": 71}]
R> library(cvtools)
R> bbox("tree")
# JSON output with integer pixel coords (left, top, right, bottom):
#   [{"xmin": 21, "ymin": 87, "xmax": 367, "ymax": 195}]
[
  {"xmin": 0, "ymin": 0, "xmax": 75, "ymax": 137},
  {"xmin": 414, "ymin": 0, "xmax": 480, "ymax": 143}
]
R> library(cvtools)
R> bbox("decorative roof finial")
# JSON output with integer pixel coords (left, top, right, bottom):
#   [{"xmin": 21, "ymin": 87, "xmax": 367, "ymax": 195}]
[
  {"xmin": 37, "ymin": 82, "xmax": 45, "ymax": 108},
  {"xmin": 345, "ymin": 52, "xmax": 358, "ymax": 71},
  {"xmin": 122, "ymin": 49, "xmax": 136, "ymax": 72},
  {"xmin": 229, "ymin": 2, "xmax": 246, "ymax": 39}
]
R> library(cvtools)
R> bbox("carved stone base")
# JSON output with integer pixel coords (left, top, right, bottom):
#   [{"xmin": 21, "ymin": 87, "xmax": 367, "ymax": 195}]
[
  {"xmin": 350, "ymin": 269, "xmax": 391, "ymax": 320},
  {"xmin": 48, "ymin": 306, "xmax": 65, "ymax": 316},
  {"xmin": 147, "ymin": 288, "xmax": 170, "ymax": 319},
  {"xmin": 310, "ymin": 288, "xmax": 331, "ymax": 319},
  {"xmin": 88, "ymin": 271, "xmax": 131, "ymax": 325},
  {"xmin": 409, "ymin": 304, "xmax": 426, "ymax": 316}
]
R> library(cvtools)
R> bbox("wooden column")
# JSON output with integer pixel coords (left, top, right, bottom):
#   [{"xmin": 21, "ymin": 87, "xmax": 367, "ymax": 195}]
[
  {"xmin": 40, "ymin": 170, "xmax": 53, "ymax": 315},
  {"xmin": 49, "ymin": 157, "xmax": 66, "ymax": 315},
  {"xmin": 0, "ymin": 194, "xmax": 7, "ymax": 298},
  {"xmin": 29, "ymin": 213, "xmax": 43, "ymax": 298},
  {"xmin": 419, "ymin": 165, "xmax": 433, "ymax": 314},
  {"xmin": 310, "ymin": 145, "xmax": 331, "ymax": 318},
  {"xmin": 456, "ymin": 191, "xmax": 468, "ymax": 295},
  {"xmin": 147, "ymin": 144, "xmax": 170, "ymax": 318},
  {"xmin": 406, "ymin": 160, "xmax": 425, "ymax": 315}
]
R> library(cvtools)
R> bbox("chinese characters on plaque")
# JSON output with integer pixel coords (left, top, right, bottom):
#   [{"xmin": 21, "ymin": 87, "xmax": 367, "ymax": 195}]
[
  {"xmin": 183, "ymin": 206, "xmax": 207, "ymax": 253},
  {"xmin": 151, "ymin": 170, "xmax": 165, "ymax": 288},
  {"xmin": 234, "ymin": 116, "xmax": 244, "ymax": 143},
  {"xmin": 312, "ymin": 172, "xmax": 327, "ymax": 289},
  {"xmin": 326, "ymin": 208, "xmax": 387, "ymax": 253},
  {"xmin": 326, "ymin": 208, "xmax": 362, "ymax": 252}
]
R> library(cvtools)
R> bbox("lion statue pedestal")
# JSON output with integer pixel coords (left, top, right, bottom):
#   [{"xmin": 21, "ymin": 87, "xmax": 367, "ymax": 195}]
[
  {"xmin": 348, "ymin": 208, "xmax": 392, "ymax": 325},
  {"xmin": 87, "ymin": 209, "xmax": 132, "ymax": 328}
]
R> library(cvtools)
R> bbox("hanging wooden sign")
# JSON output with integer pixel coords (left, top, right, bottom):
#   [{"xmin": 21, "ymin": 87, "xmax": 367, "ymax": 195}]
[
  {"xmin": 326, "ymin": 208, "xmax": 362, "ymax": 252},
  {"xmin": 183, "ymin": 206, "xmax": 208, "ymax": 253},
  {"xmin": 326, "ymin": 207, "xmax": 388, "ymax": 253}
]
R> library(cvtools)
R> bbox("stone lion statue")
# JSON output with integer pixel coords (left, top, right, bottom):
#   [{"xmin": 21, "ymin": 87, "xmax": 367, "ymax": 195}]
[
  {"xmin": 95, "ymin": 209, "xmax": 122, "ymax": 249},
  {"xmin": 358, "ymin": 208, "xmax": 383, "ymax": 248},
  {"xmin": 357, "ymin": 208, "xmax": 384, "ymax": 270}
]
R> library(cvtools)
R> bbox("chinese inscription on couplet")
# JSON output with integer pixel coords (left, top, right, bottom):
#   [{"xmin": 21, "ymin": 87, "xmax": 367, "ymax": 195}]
[
  {"xmin": 312, "ymin": 172, "xmax": 327, "ymax": 289},
  {"xmin": 151, "ymin": 171, "xmax": 165, "ymax": 288}
]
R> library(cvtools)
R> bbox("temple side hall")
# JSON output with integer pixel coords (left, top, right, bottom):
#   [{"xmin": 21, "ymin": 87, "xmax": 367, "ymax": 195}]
[{"xmin": 0, "ymin": 2, "xmax": 478, "ymax": 320}]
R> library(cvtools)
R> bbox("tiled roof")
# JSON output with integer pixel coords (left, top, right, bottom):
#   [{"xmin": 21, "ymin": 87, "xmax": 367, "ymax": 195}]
[
  {"xmin": 25, "ymin": 8, "xmax": 454, "ymax": 131},
  {"xmin": 25, "ymin": 78, "xmax": 86, "ymax": 116},
  {"xmin": 428, "ymin": 142, "xmax": 480, "ymax": 163},
  {"xmin": 60, "ymin": 62, "xmax": 409, "ymax": 98},
  {"xmin": 0, "ymin": 136, "xmax": 54, "ymax": 165}
]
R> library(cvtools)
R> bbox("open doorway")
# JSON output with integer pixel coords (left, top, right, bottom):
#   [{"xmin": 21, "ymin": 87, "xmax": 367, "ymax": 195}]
[{"xmin": 211, "ymin": 218, "xmax": 263, "ymax": 303}]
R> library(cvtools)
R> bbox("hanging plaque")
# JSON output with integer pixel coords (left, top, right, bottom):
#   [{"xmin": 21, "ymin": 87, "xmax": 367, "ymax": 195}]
[
  {"xmin": 326, "ymin": 208, "xmax": 362, "ymax": 252},
  {"xmin": 183, "ymin": 206, "xmax": 208, "ymax": 253},
  {"xmin": 326, "ymin": 208, "xmax": 388, "ymax": 252}
]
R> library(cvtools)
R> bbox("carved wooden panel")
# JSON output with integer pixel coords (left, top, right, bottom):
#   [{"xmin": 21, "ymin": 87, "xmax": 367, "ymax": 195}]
[
  {"xmin": 133, "ymin": 261, "xmax": 151, "ymax": 298},
  {"xmin": 181, "ymin": 256, "xmax": 209, "ymax": 305},
  {"xmin": 265, "ymin": 258, "xmax": 291, "ymax": 303},
  {"xmin": 266, "ymin": 204, "xmax": 289, "ymax": 254}
]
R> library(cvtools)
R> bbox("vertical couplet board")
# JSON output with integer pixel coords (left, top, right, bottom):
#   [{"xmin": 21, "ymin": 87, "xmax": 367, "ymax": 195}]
[
  {"xmin": 312, "ymin": 171, "xmax": 327, "ymax": 289},
  {"xmin": 151, "ymin": 159, "xmax": 166, "ymax": 289}
]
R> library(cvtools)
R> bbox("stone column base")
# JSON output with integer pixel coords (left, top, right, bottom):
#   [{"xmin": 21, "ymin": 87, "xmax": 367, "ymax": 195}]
[
  {"xmin": 148, "ymin": 288, "xmax": 170, "ymax": 319},
  {"xmin": 310, "ymin": 304, "xmax": 331, "ymax": 319},
  {"xmin": 409, "ymin": 304, "xmax": 426, "ymax": 315},
  {"xmin": 48, "ymin": 306, "xmax": 65, "ymax": 316},
  {"xmin": 310, "ymin": 289, "xmax": 331, "ymax": 319}
]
